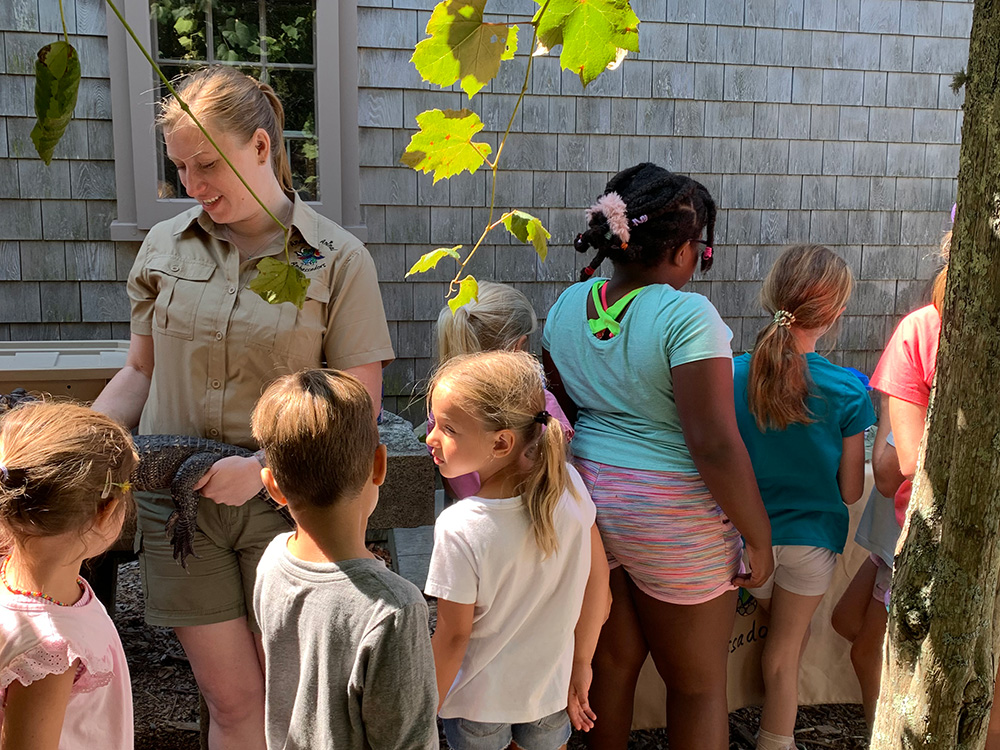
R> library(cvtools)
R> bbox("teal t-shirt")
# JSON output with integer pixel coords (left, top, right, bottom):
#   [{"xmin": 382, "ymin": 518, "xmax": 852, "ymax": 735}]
[
  {"xmin": 542, "ymin": 279, "xmax": 733, "ymax": 474},
  {"xmin": 733, "ymin": 352, "xmax": 876, "ymax": 553}
]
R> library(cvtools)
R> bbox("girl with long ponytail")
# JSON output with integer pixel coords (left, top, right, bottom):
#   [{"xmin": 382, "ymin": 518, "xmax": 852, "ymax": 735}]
[
  {"xmin": 733, "ymin": 244, "xmax": 876, "ymax": 750},
  {"xmin": 424, "ymin": 351, "xmax": 610, "ymax": 747}
]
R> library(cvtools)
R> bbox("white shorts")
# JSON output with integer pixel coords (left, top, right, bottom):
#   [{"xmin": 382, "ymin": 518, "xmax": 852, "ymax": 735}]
[{"xmin": 746, "ymin": 545, "xmax": 838, "ymax": 599}]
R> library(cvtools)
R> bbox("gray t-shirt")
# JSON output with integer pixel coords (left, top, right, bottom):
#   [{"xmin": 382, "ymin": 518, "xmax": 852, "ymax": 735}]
[{"xmin": 254, "ymin": 533, "xmax": 438, "ymax": 750}]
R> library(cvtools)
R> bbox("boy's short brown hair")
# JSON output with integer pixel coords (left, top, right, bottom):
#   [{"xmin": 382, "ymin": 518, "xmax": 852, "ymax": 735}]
[{"xmin": 251, "ymin": 369, "xmax": 378, "ymax": 507}]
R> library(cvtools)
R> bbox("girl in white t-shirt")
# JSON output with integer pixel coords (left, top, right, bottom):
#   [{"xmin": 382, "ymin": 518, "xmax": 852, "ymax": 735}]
[
  {"xmin": 425, "ymin": 351, "xmax": 610, "ymax": 750},
  {"xmin": 0, "ymin": 401, "xmax": 138, "ymax": 750}
]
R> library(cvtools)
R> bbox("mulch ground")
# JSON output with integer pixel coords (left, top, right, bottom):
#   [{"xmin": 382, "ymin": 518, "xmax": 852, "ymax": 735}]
[{"xmin": 114, "ymin": 561, "xmax": 868, "ymax": 750}]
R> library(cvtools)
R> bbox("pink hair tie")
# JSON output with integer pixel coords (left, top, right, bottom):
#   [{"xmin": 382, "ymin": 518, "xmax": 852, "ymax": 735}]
[
  {"xmin": 586, "ymin": 192, "xmax": 631, "ymax": 244},
  {"xmin": 703, "ymin": 246, "xmax": 713, "ymax": 259}
]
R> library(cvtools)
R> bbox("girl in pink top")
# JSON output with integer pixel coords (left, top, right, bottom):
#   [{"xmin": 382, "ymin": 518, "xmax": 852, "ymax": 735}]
[
  {"xmin": 434, "ymin": 281, "xmax": 573, "ymax": 499},
  {"xmin": 0, "ymin": 401, "xmax": 138, "ymax": 750}
]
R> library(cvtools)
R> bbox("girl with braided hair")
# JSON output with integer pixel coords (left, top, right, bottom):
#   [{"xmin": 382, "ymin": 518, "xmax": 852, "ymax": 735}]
[{"xmin": 542, "ymin": 163, "xmax": 773, "ymax": 749}]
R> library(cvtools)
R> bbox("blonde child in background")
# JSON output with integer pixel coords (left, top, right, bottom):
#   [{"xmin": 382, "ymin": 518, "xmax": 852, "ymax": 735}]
[
  {"xmin": 251, "ymin": 369, "xmax": 438, "ymax": 750},
  {"xmin": 0, "ymin": 402, "xmax": 139, "ymax": 750},
  {"xmin": 425, "ymin": 351, "xmax": 610, "ymax": 750},
  {"xmin": 732, "ymin": 245, "xmax": 876, "ymax": 750},
  {"xmin": 435, "ymin": 282, "xmax": 573, "ymax": 500}
]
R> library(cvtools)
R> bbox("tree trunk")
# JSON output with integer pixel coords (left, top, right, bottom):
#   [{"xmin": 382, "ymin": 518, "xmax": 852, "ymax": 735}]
[{"xmin": 870, "ymin": 2, "xmax": 1000, "ymax": 747}]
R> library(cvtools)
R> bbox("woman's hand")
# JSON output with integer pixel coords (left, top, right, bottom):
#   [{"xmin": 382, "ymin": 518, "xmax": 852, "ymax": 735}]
[{"xmin": 193, "ymin": 455, "xmax": 264, "ymax": 506}]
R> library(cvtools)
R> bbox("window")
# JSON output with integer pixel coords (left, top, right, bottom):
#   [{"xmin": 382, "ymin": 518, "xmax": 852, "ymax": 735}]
[{"xmin": 107, "ymin": 0, "xmax": 363, "ymax": 240}]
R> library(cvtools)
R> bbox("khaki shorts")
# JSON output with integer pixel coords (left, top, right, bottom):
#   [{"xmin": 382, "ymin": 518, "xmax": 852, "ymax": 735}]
[
  {"xmin": 135, "ymin": 490, "xmax": 292, "ymax": 631},
  {"xmin": 746, "ymin": 544, "xmax": 838, "ymax": 599}
]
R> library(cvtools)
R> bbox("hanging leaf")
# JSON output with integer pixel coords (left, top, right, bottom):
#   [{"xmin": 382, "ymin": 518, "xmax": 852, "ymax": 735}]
[
  {"xmin": 248, "ymin": 257, "xmax": 311, "ymax": 309},
  {"xmin": 533, "ymin": 0, "xmax": 639, "ymax": 86},
  {"xmin": 405, "ymin": 245, "xmax": 462, "ymax": 278},
  {"xmin": 448, "ymin": 275, "xmax": 479, "ymax": 313},
  {"xmin": 502, "ymin": 210, "xmax": 550, "ymax": 261},
  {"xmin": 400, "ymin": 108, "xmax": 492, "ymax": 183},
  {"xmin": 30, "ymin": 40, "xmax": 81, "ymax": 165},
  {"xmin": 412, "ymin": 0, "xmax": 518, "ymax": 99}
]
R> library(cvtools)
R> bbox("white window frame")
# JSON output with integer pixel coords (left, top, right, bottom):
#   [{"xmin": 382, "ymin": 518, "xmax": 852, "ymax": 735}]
[{"xmin": 106, "ymin": 0, "xmax": 364, "ymax": 241}]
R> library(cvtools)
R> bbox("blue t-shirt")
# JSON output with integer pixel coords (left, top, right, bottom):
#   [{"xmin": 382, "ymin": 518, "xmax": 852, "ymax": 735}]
[
  {"xmin": 733, "ymin": 352, "xmax": 876, "ymax": 553},
  {"xmin": 542, "ymin": 280, "xmax": 733, "ymax": 473}
]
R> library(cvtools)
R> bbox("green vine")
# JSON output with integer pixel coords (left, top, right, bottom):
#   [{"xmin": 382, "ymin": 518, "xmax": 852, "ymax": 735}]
[
  {"xmin": 401, "ymin": 0, "xmax": 640, "ymax": 309},
  {"xmin": 31, "ymin": 0, "xmax": 309, "ymax": 307}
]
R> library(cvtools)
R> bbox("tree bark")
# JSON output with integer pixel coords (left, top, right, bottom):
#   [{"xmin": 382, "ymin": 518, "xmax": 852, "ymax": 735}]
[{"xmin": 871, "ymin": 2, "xmax": 1000, "ymax": 747}]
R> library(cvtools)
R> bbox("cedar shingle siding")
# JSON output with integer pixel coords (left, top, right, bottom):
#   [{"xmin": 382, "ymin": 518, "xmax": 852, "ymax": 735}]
[{"xmin": 1, "ymin": 0, "xmax": 971, "ymax": 420}]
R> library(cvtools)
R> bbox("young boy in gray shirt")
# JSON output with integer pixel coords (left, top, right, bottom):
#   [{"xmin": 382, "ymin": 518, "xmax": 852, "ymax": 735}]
[{"xmin": 251, "ymin": 369, "xmax": 438, "ymax": 750}]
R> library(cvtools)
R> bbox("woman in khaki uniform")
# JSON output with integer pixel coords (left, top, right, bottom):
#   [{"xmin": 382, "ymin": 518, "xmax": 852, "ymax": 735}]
[{"xmin": 94, "ymin": 66, "xmax": 393, "ymax": 749}]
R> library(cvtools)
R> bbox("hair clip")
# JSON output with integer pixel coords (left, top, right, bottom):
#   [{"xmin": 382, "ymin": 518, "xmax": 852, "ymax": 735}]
[
  {"xmin": 772, "ymin": 310, "xmax": 795, "ymax": 328},
  {"xmin": 533, "ymin": 410, "xmax": 551, "ymax": 425},
  {"xmin": 101, "ymin": 468, "xmax": 132, "ymax": 499},
  {"xmin": 0, "ymin": 463, "xmax": 8, "ymax": 483}
]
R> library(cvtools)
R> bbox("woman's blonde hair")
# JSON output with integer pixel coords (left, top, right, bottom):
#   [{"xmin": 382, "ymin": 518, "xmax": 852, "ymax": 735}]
[
  {"xmin": 429, "ymin": 351, "xmax": 571, "ymax": 557},
  {"xmin": 748, "ymin": 244, "xmax": 854, "ymax": 431},
  {"xmin": 436, "ymin": 281, "xmax": 538, "ymax": 363},
  {"xmin": 157, "ymin": 65, "xmax": 294, "ymax": 193},
  {"xmin": 0, "ymin": 401, "xmax": 138, "ymax": 549}
]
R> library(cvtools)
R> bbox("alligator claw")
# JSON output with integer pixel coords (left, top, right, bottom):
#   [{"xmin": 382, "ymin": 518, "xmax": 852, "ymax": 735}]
[{"xmin": 165, "ymin": 510, "xmax": 198, "ymax": 570}]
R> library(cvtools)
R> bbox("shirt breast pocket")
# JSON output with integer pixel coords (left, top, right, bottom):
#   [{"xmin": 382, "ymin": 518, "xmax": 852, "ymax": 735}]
[
  {"xmin": 147, "ymin": 255, "xmax": 216, "ymax": 341},
  {"xmin": 245, "ymin": 276, "xmax": 331, "ymax": 366}
]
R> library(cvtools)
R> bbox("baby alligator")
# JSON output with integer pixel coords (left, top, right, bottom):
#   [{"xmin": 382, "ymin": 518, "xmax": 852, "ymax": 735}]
[{"xmin": 132, "ymin": 435, "xmax": 294, "ymax": 568}]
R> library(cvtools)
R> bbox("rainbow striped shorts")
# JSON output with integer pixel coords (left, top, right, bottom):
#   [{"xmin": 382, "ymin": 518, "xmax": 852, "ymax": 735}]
[{"xmin": 576, "ymin": 458, "xmax": 744, "ymax": 605}]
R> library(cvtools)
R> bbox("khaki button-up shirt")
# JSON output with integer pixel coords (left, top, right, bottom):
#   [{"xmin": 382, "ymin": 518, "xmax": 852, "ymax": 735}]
[{"xmin": 128, "ymin": 196, "xmax": 394, "ymax": 448}]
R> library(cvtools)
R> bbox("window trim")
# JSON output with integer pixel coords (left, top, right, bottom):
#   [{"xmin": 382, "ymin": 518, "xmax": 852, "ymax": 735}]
[{"xmin": 106, "ymin": 1, "xmax": 364, "ymax": 242}]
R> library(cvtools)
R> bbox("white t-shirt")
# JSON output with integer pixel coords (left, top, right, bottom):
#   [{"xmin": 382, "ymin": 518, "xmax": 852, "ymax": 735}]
[{"xmin": 424, "ymin": 464, "xmax": 597, "ymax": 723}]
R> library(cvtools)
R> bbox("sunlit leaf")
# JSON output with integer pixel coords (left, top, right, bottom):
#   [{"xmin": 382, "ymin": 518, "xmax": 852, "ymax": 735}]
[
  {"xmin": 248, "ymin": 257, "xmax": 311, "ymax": 308},
  {"xmin": 533, "ymin": 0, "xmax": 639, "ymax": 85},
  {"xmin": 30, "ymin": 40, "xmax": 81, "ymax": 166},
  {"xmin": 400, "ymin": 108, "xmax": 492, "ymax": 183},
  {"xmin": 412, "ymin": 0, "xmax": 518, "ymax": 99},
  {"xmin": 502, "ymin": 210, "xmax": 550, "ymax": 261},
  {"xmin": 405, "ymin": 245, "xmax": 462, "ymax": 278},
  {"xmin": 448, "ymin": 275, "xmax": 479, "ymax": 313}
]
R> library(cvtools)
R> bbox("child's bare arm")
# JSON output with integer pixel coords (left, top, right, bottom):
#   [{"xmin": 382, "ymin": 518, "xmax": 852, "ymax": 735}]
[
  {"xmin": 872, "ymin": 394, "xmax": 905, "ymax": 497},
  {"xmin": 887, "ymin": 396, "xmax": 927, "ymax": 478},
  {"xmin": 837, "ymin": 432, "xmax": 867, "ymax": 504},
  {"xmin": 568, "ymin": 523, "xmax": 611, "ymax": 732},
  {"xmin": 1, "ymin": 661, "xmax": 78, "ymax": 750},
  {"xmin": 431, "ymin": 598, "xmax": 475, "ymax": 712}
]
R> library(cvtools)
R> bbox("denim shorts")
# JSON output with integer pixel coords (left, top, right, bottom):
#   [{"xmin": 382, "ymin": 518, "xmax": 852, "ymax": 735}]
[{"xmin": 442, "ymin": 709, "xmax": 571, "ymax": 750}]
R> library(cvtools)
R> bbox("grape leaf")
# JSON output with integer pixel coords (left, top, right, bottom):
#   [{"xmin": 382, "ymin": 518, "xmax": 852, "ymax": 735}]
[
  {"xmin": 448, "ymin": 275, "xmax": 480, "ymax": 313},
  {"xmin": 400, "ymin": 108, "xmax": 492, "ymax": 183},
  {"xmin": 248, "ymin": 257, "xmax": 311, "ymax": 308},
  {"xmin": 502, "ymin": 211, "xmax": 550, "ymax": 261},
  {"xmin": 405, "ymin": 245, "xmax": 462, "ymax": 277},
  {"xmin": 30, "ymin": 40, "xmax": 81, "ymax": 166},
  {"xmin": 533, "ymin": 0, "xmax": 639, "ymax": 86},
  {"xmin": 412, "ymin": 0, "xmax": 518, "ymax": 99}
]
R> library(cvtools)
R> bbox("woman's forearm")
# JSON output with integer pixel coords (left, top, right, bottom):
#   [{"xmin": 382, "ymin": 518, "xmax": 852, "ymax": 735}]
[{"xmin": 92, "ymin": 365, "xmax": 152, "ymax": 429}]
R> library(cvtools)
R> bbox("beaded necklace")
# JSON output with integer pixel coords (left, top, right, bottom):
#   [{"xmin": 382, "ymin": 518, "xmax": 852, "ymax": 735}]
[{"xmin": 0, "ymin": 557, "xmax": 84, "ymax": 607}]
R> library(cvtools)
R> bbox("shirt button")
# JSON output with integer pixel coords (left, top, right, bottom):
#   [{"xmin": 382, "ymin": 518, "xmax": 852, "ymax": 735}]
[
  {"xmin": 228, "ymin": 285, "xmax": 237, "ymax": 294},
  {"xmin": 215, "ymin": 331, "xmax": 224, "ymax": 340},
  {"xmin": 211, "ymin": 379, "xmax": 222, "ymax": 389},
  {"xmin": 209, "ymin": 428, "xmax": 219, "ymax": 437}
]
